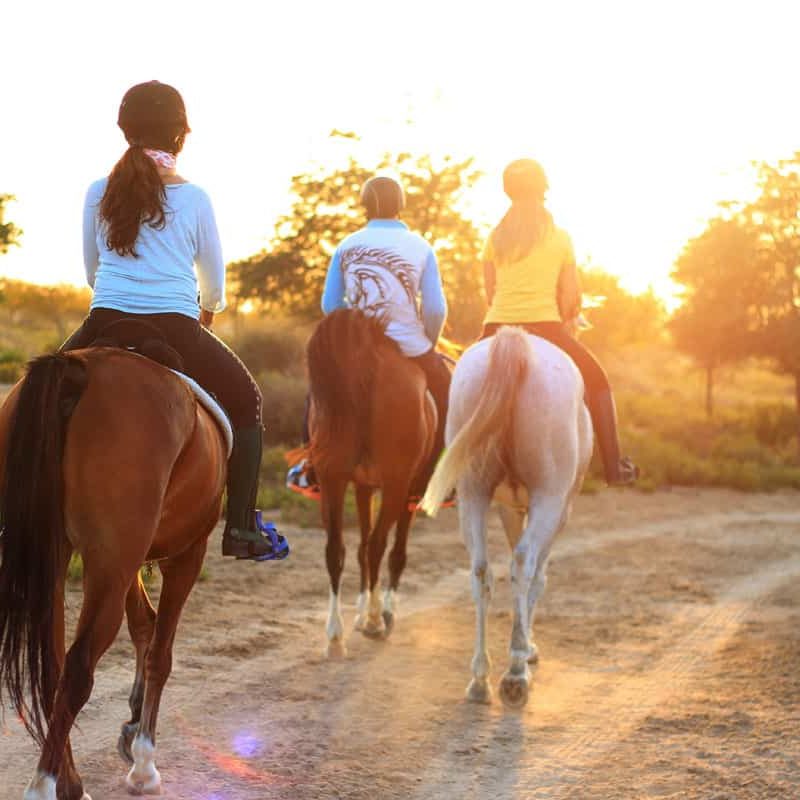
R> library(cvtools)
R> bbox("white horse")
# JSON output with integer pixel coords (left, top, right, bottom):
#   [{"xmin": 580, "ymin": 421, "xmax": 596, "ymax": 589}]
[{"xmin": 422, "ymin": 326, "xmax": 592, "ymax": 708}]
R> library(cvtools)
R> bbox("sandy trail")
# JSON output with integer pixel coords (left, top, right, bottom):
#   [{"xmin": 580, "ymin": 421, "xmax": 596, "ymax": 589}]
[{"xmin": 1, "ymin": 488, "xmax": 799, "ymax": 799}]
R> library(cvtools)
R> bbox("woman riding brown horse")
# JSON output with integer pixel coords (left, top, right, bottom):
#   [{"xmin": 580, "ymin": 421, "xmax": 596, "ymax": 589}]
[
  {"xmin": 302, "ymin": 309, "xmax": 436, "ymax": 656},
  {"xmin": 0, "ymin": 349, "xmax": 229, "ymax": 798}
]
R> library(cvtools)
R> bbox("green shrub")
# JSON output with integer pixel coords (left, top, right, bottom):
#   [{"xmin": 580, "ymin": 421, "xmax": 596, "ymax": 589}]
[
  {"xmin": 0, "ymin": 348, "xmax": 24, "ymax": 383},
  {"xmin": 258, "ymin": 371, "xmax": 307, "ymax": 446},
  {"xmin": 751, "ymin": 404, "xmax": 798, "ymax": 447},
  {"xmin": 229, "ymin": 321, "xmax": 310, "ymax": 377}
]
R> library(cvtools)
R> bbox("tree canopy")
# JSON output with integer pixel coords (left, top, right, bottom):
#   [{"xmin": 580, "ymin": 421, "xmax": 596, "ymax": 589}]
[
  {"xmin": 0, "ymin": 195, "xmax": 22, "ymax": 254},
  {"xmin": 670, "ymin": 151, "xmax": 800, "ymax": 439},
  {"xmin": 229, "ymin": 151, "xmax": 487, "ymax": 342}
]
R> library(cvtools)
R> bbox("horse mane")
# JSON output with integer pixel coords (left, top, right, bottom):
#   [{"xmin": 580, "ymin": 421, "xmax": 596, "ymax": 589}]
[{"xmin": 306, "ymin": 309, "xmax": 399, "ymax": 473}]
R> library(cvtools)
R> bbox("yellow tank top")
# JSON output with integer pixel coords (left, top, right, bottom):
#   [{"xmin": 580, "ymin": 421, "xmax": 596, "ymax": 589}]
[{"xmin": 483, "ymin": 226, "xmax": 575, "ymax": 324}]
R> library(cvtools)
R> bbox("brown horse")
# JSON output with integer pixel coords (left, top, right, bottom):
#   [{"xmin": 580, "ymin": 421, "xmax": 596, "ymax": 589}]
[
  {"xmin": 0, "ymin": 348, "xmax": 227, "ymax": 799},
  {"xmin": 303, "ymin": 309, "xmax": 436, "ymax": 657}
]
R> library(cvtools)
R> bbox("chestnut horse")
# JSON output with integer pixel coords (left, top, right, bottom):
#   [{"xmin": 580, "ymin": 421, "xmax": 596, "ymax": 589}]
[
  {"xmin": 304, "ymin": 309, "xmax": 436, "ymax": 657},
  {"xmin": 0, "ymin": 348, "xmax": 227, "ymax": 799}
]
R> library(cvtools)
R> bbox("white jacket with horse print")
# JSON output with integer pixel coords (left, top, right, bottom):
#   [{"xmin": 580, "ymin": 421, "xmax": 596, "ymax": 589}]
[{"xmin": 321, "ymin": 219, "xmax": 447, "ymax": 357}]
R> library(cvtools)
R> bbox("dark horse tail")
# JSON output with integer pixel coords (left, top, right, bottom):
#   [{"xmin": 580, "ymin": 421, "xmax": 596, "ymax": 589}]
[
  {"xmin": 0, "ymin": 353, "xmax": 87, "ymax": 744},
  {"xmin": 307, "ymin": 309, "xmax": 393, "ymax": 472}
]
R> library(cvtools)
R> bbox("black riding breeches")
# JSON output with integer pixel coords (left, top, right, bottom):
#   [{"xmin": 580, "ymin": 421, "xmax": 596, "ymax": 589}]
[
  {"xmin": 481, "ymin": 321, "xmax": 610, "ymax": 397},
  {"xmin": 61, "ymin": 308, "xmax": 262, "ymax": 429}
]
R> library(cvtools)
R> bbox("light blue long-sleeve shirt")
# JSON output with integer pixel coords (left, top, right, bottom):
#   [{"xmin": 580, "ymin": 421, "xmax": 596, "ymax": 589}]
[
  {"xmin": 321, "ymin": 219, "xmax": 447, "ymax": 356},
  {"xmin": 83, "ymin": 178, "xmax": 226, "ymax": 318}
]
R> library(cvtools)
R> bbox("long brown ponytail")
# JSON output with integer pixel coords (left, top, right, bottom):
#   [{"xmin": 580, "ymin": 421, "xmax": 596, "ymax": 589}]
[
  {"xmin": 490, "ymin": 159, "xmax": 553, "ymax": 265},
  {"xmin": 99, "ymin": 81, "xmax": 189, "ymax": 257},
  {"xmin": 100, "ymin": 147, "xmax": 166, "ymax": 256}
]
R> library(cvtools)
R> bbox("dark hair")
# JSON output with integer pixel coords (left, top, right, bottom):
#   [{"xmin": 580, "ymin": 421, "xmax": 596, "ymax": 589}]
[
  {"xmin": 360, "ymin": 176, "xmax": 405, "ymax": 220},
  {"xmin": 490, "ymin": 159, "xmax": 553, "ymax": 265},
  {"xmin": 99, "ymin": 81, "xmax": 190, "ymax": 256}
]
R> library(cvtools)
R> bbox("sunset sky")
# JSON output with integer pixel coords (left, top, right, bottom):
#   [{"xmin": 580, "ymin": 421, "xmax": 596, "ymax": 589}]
[{"xmin": 2, "ymin": 0, "xmax": 799, "ymax": 306}]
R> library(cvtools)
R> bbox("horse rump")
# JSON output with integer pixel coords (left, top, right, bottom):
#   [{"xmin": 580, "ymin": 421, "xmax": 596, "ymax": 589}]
[{"xmin": 306, "ymin": 308, "xmax": 397, "ymax": 472}]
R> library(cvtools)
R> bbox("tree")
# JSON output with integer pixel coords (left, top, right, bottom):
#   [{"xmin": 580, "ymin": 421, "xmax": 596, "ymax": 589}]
[
  {"xmin": 577, "ymin": 267, "xmax": 666, "ymax": 355},
  {"xmin": 0, "ymin": 279, "xmax": 90, "ymax": 342},
  {"xmin": 0, "ymin": 194, "xmax": 22, "ymax": 254},
  {"xmin": 668, "ymin": 218, "xmax": 758, "ymax": 416},
  {"xmin": 735, "ymin": 154, "xmax": 800, "ymax": 453},
  {"xmin": 229, "ymin": 149, "xmax": 486, "ymax": 342}
]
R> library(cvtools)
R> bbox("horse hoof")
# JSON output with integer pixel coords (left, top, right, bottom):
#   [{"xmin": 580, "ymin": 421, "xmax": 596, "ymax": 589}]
[
  {"xmin": 499, "ymin": 673, "xmax": 530, "ymax": 709},
  {"xmin": 354, "ymin": 615, "xmax": 366, "ymax": 632},
  {"xmin": 382, "ymin": 610, "xmax": 395, "ymax": 637},
  {"xmin": 125, "ymin": 779, "xmax": 162, "ymax": 796},
  {"xmin": 466, "ymin": 678, "xmax": 492, "ymax": 704},
  {"xmin": 527, "ymin": 643, "xmax": 540, "ymax": 664},
  {"xmin": 118, "ymin": 724, "xmax": 137, "ymax": 764},
  {"xmin": 125, "ymin": 764, "xmax": 162, "ymax": 795},
  {"xmin": 361, "ymin": 618, "xmax": 386, "ymax": 639},
  {"xmin": 325, "ymin": 639, "xmax": 347, "ymax": 659}
]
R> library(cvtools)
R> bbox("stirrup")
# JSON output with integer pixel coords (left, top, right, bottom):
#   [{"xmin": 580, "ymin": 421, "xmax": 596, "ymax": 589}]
[
  {"xmin": 609, "ymin": 457, "xmax": 639, "ymax": 486},
  {"xmin": 286, "ymin": 461, "xmax": 321, "ymax": 502},
  {"xmin": 223, "ymin": 512, "xmax": 290, "ymax": 561}
]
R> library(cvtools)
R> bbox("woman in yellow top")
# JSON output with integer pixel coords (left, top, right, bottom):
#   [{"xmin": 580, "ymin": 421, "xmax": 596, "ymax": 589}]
[{"xmin": 482, "ymin": 159, "xmax": 638, "ymax": 485}]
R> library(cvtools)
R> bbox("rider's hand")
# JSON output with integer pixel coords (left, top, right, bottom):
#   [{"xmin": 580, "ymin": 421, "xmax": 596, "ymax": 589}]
[{"xmin": 199, "ymin": 309, "xmax": 214, "ymax": 329}]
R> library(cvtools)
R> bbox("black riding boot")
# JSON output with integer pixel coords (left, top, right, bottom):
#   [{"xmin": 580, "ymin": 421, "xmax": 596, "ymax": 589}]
[
  {"xmin": 587, "ymin": 389, "xmax": 639, "ymax": 486},
  {"xmin": 222, "ymin": 426, "xmax": 284, "ymax": 559}
]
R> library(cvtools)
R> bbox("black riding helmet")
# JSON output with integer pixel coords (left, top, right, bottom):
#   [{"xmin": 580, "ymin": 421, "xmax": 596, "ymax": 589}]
[
  {"xmin": 360, "ymin": 175, "xmax": 405, "ymax": 219},
  {"xmin": 118, "ymin": 80, "xmax": 190, "ymax": 154}
]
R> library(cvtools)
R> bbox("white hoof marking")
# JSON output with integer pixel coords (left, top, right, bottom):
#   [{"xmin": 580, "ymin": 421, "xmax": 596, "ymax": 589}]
[
  {"xmin": 23, "ymin": 772, "xmax": 57, "ymax": 800},
  {"xmin": 325, "ymin": 638, "xmax": 347, "ymax": 659},
  {"xmin": 125, "ymin": 735, "xmax": 162, "ymax": 795},
  {"xmin": 466, "ymin": 678, "xmax": 493, "ymax": 704}
]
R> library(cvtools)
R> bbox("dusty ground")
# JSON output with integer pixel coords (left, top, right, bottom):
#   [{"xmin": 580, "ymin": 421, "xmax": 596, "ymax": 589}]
[{"xmin": 1, "ymin": 488, "xmax": 799, "ymax": 799}]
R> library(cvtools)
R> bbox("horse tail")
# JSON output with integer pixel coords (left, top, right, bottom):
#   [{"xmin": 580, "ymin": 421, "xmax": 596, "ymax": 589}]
[
  {"xmin": 0, "ymin": 352, "xmax": 87, "ymax": 744},
  {"xmin": 307, "ymin": 309, "xmax": 388, "ymax": 472},
  {"xmin": 421, "ymin": 327, "xmax": 530, "ymax": 516}
]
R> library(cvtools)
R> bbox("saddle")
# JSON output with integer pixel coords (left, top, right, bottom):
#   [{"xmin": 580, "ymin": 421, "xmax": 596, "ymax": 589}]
[
  {"xmin": 90, "ymin": 318, "xmax": 185, "ymax": 371},
  {"xmin": 90, "ymin": 318, "xmax": 233, "ymax": 456}
]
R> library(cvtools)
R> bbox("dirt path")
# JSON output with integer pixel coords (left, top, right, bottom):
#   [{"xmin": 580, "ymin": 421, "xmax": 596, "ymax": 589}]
[{"xmin": 2, "ymin": 488, "xmax": 799, "ymax": 799}]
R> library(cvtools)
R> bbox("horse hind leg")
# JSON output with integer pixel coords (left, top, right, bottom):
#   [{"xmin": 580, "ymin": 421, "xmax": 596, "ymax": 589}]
[
  {"xmin": 362, "ymin": 482, "xmax": 407, "ymax": 639},
  {"xmin": 499, "ymin": 494, "xmax": 565, "ymax": 709},
  {"xmin": 497, "ymin": 505, "xmax": 540, "ymax": 664},
  {"xmin": 321, "ymin": 475, "xmax": 348, "ymax": 658},
  {"xmin": 126, "ymin": 537, "xmax": 207, "ymax": 796},
  {"xmin": 26, "ymin": 568, "xmax": 133, "ymax": 800},
  {"xmin": 459, "ymin": 481, "xmax": 494, "ymax": 704},
  {"xmin": 353, "ymin": 484, "xmax": 373, "ymax": 633},
  {"xmin": 118, "ymin": 574, "xmax": 157, "ymax": 765},
  {"xmin": 383, "ymin": 505, "xmax": 415, "ymax": 637}
]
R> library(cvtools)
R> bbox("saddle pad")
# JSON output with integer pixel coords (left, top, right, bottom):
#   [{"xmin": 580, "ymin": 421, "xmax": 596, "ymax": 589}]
[{"xmin": 170, "ymin": 370, "xmax": 233, "ymax": 457}]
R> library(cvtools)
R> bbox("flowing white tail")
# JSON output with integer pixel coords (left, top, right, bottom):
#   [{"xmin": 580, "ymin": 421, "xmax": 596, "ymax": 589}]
[{"xmin": 421, "ymin": 327, "xmax": 530, "ymax": 516}]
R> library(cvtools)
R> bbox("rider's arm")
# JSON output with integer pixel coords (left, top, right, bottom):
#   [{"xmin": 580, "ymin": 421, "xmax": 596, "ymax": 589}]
[
  {"xmin": 483, "ymin": 260, "xmax": 496, "ymax": 306},
  {"xmin": 557, "ymin": 231, "xmax": 581, "ymax": 322},
  {"xmin": 195, "ymin": 191, "xmax": 227, "ymax": 314},
  {"xmin": 557, "ymin": 262, "xmax": 582, "ymax": 322},
  {"xmin": 420, "ymin": 249, "xmax": 447, "ymax": 346},
  {"xmin": 82, "ymin": 184, "xmax": 101, "ymax": 288},
  {"xmin": 482, "ymin": 235, "xmax": 496, "ymax": 306},
  {"xmin": 321, "ymin": 249, "xmax": 347, "ymax": 314}
]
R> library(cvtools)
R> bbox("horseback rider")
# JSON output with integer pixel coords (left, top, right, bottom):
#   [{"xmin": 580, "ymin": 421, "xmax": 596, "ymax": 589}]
[
  {"xmin": 481, "ymin": 159, "xmax": 639, "ymax": 486},
  {"xmin": 287, "ymin": 174, "xmax": 453, "ymax": 504},
  {"xmin": 61, "ymin": 80, "xmax": 287, "ymax": 560}
]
